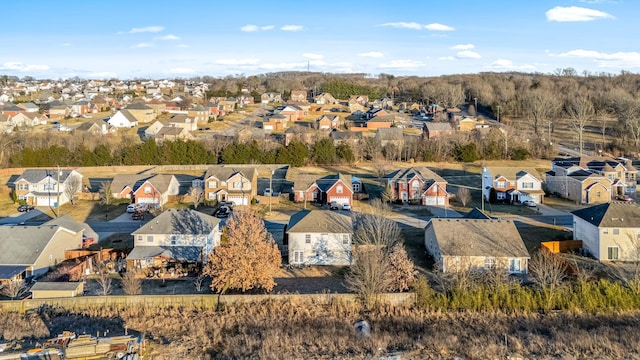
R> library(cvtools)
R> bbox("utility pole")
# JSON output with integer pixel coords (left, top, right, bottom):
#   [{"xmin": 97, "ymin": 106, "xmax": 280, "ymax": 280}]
[
  {"xmin": 56, "ymin": 165, "xmax": 60, "ymax": 217},
  {"xmin": 269, "ymin": 170, "xmax": 274, "ymax": 215},
  {"xmin": 496, "ymin": 105, "xmax": 500, "ymax": 123},
  {"xmin": 474, "ymin": 97, "xmax": 478, "ymax": 116}
]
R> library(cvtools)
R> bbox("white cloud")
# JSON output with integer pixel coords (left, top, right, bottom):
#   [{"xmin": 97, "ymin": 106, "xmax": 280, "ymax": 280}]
[
  {"xmin": 579, "ymin": 0, "xmax": 618, "ymax": 4},
  {"xmin": 88, "ymin": 71, "xmax": 117, "ymax": 78},
  {"xmin": 359, "ymin": 51, "xmax": 384, "ymax": 58},
  {"xmin": 546, "ymin": 6, "xmax": 614, "ymax": 22},
  {"xmin": 555, "ymin": 49, "xmax": 640, "ymax": 68},
  {"xmin": 309, "ymin": 60, "xmax": 326, "ymax": 66},
  {"xmin": 0, "ymin": 62, "xmax": 49, "ymax": 72},
  {"xmin": 485, "ymin": 59, "xmax": 536, "ymax": 71},
  {"xmin": 156, "ymin": 34, "xmax": 180, "ymax": 40},
  {"xmin": 281, "ymin": 25, "xmax": 303, "ymax": 31},
  {"xmin": 259, "ymin": 62, "xmax": 306, "ymax": 70},
  {"xmin": 439, "ymin": 56, "xmax": 456, "ymax": 61},
  {"xmin": 127, "ymin": 26, "xmax": 164, "ymax": 34},
  {"xmin": 379, "ymin": 22, "xmax": 423, "ymax": 30},
  {"xmin": 240, "ymin": 24, "xmax": 275, "ymax": 32},
  {"xmin": 424, "ymin": 23, "xmax": 455, "ymax": 31},
  {"xmin": 457, "ymin": 50, "xmax": 481, "ymax": 59},
  {"xmin": 378, "ymin": 59, "xmax": 425, "ymax": 69},
  {"xmin": 451, "ymin": 44, "xmax": 474, "ymax": 50},
  {"xmin": 303, "ymin": 53, "xmax": 324, "ymax": 60},
  {"xmin": 216, "ymin": 58, "xmax": 260, "ymax": 65},
  {"xmin": 132, "ymin": 43, "xmax": 153, "ymax": 48},
  {"xmin": 166, "ymin": 67, "xmax": 195, "ymax": 75}
]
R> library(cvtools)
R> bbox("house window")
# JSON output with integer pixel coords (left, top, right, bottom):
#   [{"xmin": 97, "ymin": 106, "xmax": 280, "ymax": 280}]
[
  {"xmin": 412, "ymin": 181, "xmax": 420, "ymax": 190},
  {"xmin": 144, "ymin": 186, "xmax": 151, "ymax": 194},
  {"xmin": 352, "ymin": 183, "xmax": 360, "ymax": 192},
  {"xmin": 484, "ymin": 257, "xmax": 496, "ymax": 269},
  {"xmin": 43, "ymin": 183, "xmax": 55, "ymax": 191},
  {"xmin": 305, "ymin": 234, "xmax": 311, "ymax": 244},
  {"xmin": 596, "ymin": 191, "xmax": 601, "ymax": 197},
  {"xmin": 496, "ymin": 181, "xmax": 507, "ymax": 189},
  {"xmin": 509, "ymin": 259, "xmax": 521, "ymax": 273},
  {"xmin": 337, "ymin": 185, "xmax": 343, "ymax": 194},
  {"xmin": 522, "ymin": 182, "xmax": 534, "ymax": 189},
  {"xmin": 613, "ymin": 228, "xmax": 620, "ymax": 235},
  {"xmin": 342, "ymin": 235, "xmax": 349, "ymax": 245},
  {"xmin": 208, "ymin": 181, "xmax": 217, "ymax": 188},
  {"xmin": 233, "ymin": 182, "xmax": 242, "ymax": 189},
  {"xmin": 18, "ymin": 183, "xmax": 28, "ymax": 190},
  {"xmin": 293, "ymin": 251, "xmax": 304, "ymax": 264},
  {"xmin": 137, "ymin": 235, "xmax": 143, "ymax": 242},
  {"xmin": 607, "ymin": 246, "xmax": 620, "ymax": 260},
  {"xmin": 497, "ymin": 192, "xmax": 507, "ymax": 200},
  {"xmin": 208, "ymin": 192, "xmax": 215, "ymax": 200},
  {"xmin": 171, "ymin": 235, "xmax": 177, "ymax": 245},
  {"xmin": 147, "ymin": 235, "xmax": 153, "ymax": 243},
  {"xmin": 603, "ymin": 228, "xmax": 609, "ymax": 234}
]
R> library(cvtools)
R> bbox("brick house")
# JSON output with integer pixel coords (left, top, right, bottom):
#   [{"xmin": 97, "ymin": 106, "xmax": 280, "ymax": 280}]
[
  {"xmin": 201, "ymin": 166, "xmax": 258, "ymax": 206},
  {"xmin": 293, "ymin": 173, "xmax": 353, "ymax": 207},
  {"xmin": 386, "ymin": 167, "xmax": 448, "ymax": 205}
]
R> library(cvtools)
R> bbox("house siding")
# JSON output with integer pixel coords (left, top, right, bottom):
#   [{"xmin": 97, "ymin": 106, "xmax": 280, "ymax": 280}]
[{"xmin": 288, "ymin": 232, "xmax": 351, "ymax": 265}]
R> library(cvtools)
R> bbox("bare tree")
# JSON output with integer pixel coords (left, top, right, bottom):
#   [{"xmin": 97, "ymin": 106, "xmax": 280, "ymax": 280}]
[
  {"xmin": 94, "ymin": 260, "xmax": 113, "ymax": 296},
  {"xmin": 614, "ymin": 99, "xmax": 640, "ymax": 154},
  {"xmin": 121, "ymin": 270, "xmax": 141, "ymax": 295},
  {"xmin": 456, "ymin": 187, "xmax": 471, "ymax": 207},
  {"xmin": 345, "ymin": 247, "xmax": 390, "ymax": 308},
  {"xmin": 524, "ymin": 89, "xmax": 560, "ymax": 134},
  {"xmin": 194, "ymin": 275, "xmax": 206, "ymax": 292},
  {"xmin": 0, "ymin": 279, "xmax": 28, "ymax": 300},
  {"xmin": 189, "ymin": 186, "xmax": 204, "ymax": 210},
  {"xmin": 380, "ymin": 184, "xmax": 394, "ymax": 204},
  {"xmin": 352, "ymin": 199, "xmax": 402, "ymax": 247},
  {"xmin": 64, "ymin": 174, "xmax": 82, "ymax": 205},
  {"xmin": 565, "ymin": 96, "xmax": 594, "ymax": 157},
  {"xmin": 528, "ymin": 250, "xmax": 567, "ymax": 311}
]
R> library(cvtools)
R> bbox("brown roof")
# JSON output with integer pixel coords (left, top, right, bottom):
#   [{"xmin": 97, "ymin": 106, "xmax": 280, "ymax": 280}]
[{"xmin": 287, "ymin": 209, "xmax": 352, "ymax": 233}]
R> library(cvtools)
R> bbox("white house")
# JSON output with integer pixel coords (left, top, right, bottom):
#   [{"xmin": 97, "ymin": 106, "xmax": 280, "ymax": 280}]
[
  {"xmin": 107, "ymin": 110, "xmax": 138, "ymax": 128},
  {"xmin": 482, "ymin": 167, "xmax": 544, "ymax": 204},
  {"xmin": 127, "ymin": 209, "xmax": 221, "ymax": 269},
  {"xmin": 286, "ymin": 210, "xmax": 353, "ymax": 265},
  {"xmin": 572, "ymin": 202, "xmax": 640, "ymax": 261},
  {"xmin": 13, "ymin": 169, "xmax": 83, "ymax": 206}
]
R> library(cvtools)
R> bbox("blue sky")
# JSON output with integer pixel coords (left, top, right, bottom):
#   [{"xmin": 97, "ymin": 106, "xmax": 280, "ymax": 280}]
[{"xmin": 0, "ymin": 0, "xmax": 637, "ymax": 79}]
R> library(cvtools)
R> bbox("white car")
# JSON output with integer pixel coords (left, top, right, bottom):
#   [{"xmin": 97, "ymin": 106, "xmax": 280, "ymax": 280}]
[
  {"xmin": 342, "ymin": 204, "xmax": 351, "ymax": 211},
  {"xmin": 522, "ymin": 200, "xmax": 537, "ymax": 207},
  {"xmin": 126, "ymin": 204, "xmax": 138, "ymax": 213}
]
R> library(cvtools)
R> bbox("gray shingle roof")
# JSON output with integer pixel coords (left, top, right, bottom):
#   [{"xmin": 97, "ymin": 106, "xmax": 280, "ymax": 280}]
[
  {"xmin": 111, "ymin": 174, "xmax": 152, "ymax": 194},
  {"xmin": 125, "ymin": 102, "xmax": 152, "ymax": 110},
  {"xmin": 387, "ymin": 167, "xmax": 446, "ymax": 184},
  {"xmin": 0, "ymin": 226, "xmax": 60, "ymax": 265},
  {"xmin": 15, "ymin": 169, "xmax": 78, "ymax": 184},
  {"xmin": 287, "ymin": 210, "xmax": 352, "ymax": 234},
  {"xmin": 31, "ymin": 281, "xmax": 83, "ymax": 291},
  {"xmin": 44, "ymin": 214, "xmax": 86, "ymax": 233},
  {"xmin": 132, "ymin": 209, "xmax": 219, "ymax": 235},
  {"xmin": 203, "ymin": 166, "xmax": 256, "ymax": 184},
  {"xmin": 485, "ymin": 167, "xmax": 542, "ymax": 181},
  {"xmin": 427, "ymin": 218, "xmax": 529, "ymax": 258},
  {"xmin": 571, "ymin": 202, "xmax": 640, "ymax": 227}
]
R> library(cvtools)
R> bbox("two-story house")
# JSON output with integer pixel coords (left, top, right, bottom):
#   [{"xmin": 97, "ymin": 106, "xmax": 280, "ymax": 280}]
[
  {"xmin": 13, "ymin": 169, "xmax": 83, "ymax": 206},
  {"xmin": 124, "ymin": 102, "xmax": 155, "ymax": 123},
  {"xmin": 201, "ymin": 166, "xmax": 258, "ymax": 206},
  {"xmin": 127, "ymin": 209, "xmax": 221, "ymax": 271},
  {"xmin": 285, "ymin": 210, "xmax": 353, "ymax": 265},
  {"xmin": 550, "ymin": 157, "xmax": 636, "ymax": 198},
  {"xmin": 111, "ymin": 174, "xmax": 179, "ymax": 207},
  {"xmin": 386, "ymin": 167, "xmax": 448, "ymax": 205},
  {"xmin": 278, "ymin": 104, "xmax": 305, "ymax": 122},
  {"xmin": 572, "ymin": 202, "xmax": 640, "ymax": 261},
  {"xmin": 482, "ymin": 167, "xmax": 544, "ymax": 204},
  {"xmin": 296, "ymin": 173, "xmax": 353, "ymax": 207}
]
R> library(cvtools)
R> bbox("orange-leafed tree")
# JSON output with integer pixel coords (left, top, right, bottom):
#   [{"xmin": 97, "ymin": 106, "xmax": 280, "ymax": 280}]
[{"xmin": 204, "ymin": 209, "xmax": 281, "ymax": 294}]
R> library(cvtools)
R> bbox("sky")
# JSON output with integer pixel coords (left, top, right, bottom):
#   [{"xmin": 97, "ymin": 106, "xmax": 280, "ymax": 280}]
[{"xmin": 0, "ymin": 0, "xmax": 637, "ymax": 79}]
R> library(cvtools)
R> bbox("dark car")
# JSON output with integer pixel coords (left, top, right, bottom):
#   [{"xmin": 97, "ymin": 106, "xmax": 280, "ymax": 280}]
[
  {"xmin": 131, "ymin": 211, "xmax": 145, "ymax": 220},
  {"xmin": 215, "ymin": 206, "xmax": 231, "ymax": 218},
  {"xmin": 17, "ymin": 205, "xmax": 35, "ymax": 212}
]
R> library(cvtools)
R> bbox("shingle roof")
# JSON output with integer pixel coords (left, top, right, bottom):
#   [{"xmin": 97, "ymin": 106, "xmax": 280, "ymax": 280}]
[
  {"xmin": 485, "ymin": 167, "xmax": 542, "ymax": 181},
  {"xmin": 571, "ymin": 202, "xmax": 640, "ymax": 227},
  {"xmin": 111, "ymin": 174, "xmax": 152, "ymax": 194},
  {"xmin": 125, "ymin": 102, "xmax": 152, "ymax": 110},
  {"xmin": 464, "ymin": 208, "xmax": 493, "ymax": 220},
  {"xmin": 44, "ymin": 214, "xmax": 86, "ymax": 233},
  {"xmin": 287, "ymin": 209, "xmax": 353, "ymax": 234},
  {"xmin": 31, "ymin": 281, "xmax": 83, "ymax": 291},
  {"xmin": 203, "ymin": 166, "xmax": 256, "ymax": 183},
  {"xmin": 133, "ymin": 208, "xmax": 219, "ymax": 235},
  {"xmin": 425, "ymin": 122, "xmax": 452, "ymax": 131},
  {"xmin": 387, "ymin": 167, "xmax": 446, "ymax": 184},
  {"xmin": 427, "ymin": 218, "xmax": 529, "ymax": 258},
  {"xmin": 144, "ymin": 174, "xmax": 177, "ymax": 194},
  {"xmin": 15, "ymin": 169, "xmax": 78, "ymax": 184},
  {"xmin": 126, "ymin": 246, "xmax": 202, "ymax": 261},
  {"xmin": 314, "ymin": 173, "xmax": 352, "ymax": 192},
  {"xmin": 0, "ymin": 226, "xmax": 60, "ymax": 265}
]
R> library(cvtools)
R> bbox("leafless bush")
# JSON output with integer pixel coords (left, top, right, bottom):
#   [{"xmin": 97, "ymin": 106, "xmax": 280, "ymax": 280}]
[
  {"xmin": 0, "ymin": 279, "xmax": 29, "ymax": 300},
  {"xmin": 345, "ymin": 247, "xmax": 390, "ymax": 309},
  {"xmin": 194, "ymin": 275, "xmax": 206, "ymax": 292},
  {"xmin": 93, "ymin": 261, "xmax": 113, "ymax": 296},
  {"xmin": 456, "ymin": 187, "xmax": 471, "ymax": 207},
  {"xmin": 529, "ymin": 250, "xmax": 567, "ymax": 311},
  {"xmin": 121, "ymin": 270, "xmax": 141, "ymax": 295}
]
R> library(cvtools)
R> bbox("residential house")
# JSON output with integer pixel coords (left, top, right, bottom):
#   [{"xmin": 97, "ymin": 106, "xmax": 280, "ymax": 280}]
[
  {"xmin": 457, "ymin": 116, "xmax": 478, "ymax": 132},
  {"xmin": 376, "ymin": 128, "xmax": 404, "ymax": 147},
  {"xmin": 386, "ymin": 167, "xmax": 448, "ymax": 205},
  {"xmin": 572, "ymin": 202, "xmax": 640, "ymax": 261},
  {"xmin": 154, "ymin": 126, "xmax": 196, "ymax": 143},
  {"xmin": 279, "ymin": 104, "xmax": 305, "ymax": 121},
  {"xmin": 316, "ymin": 114, "xmax": 342, "ymax": 130},
  {"xmin": 284, "ymin": 125, "xmax": 316, "ymax": 146},
  {"xmin": 237, "ymin": 94, "xmax": 254, "ymax": 107},
  {"xmin": 546, "ymin": 160, "xmax": 612, "ymax": 204},
  {"xmin": 349, "ymin": 95, "xmax": 369, "ymax": 107},
  {"xmin": 0, "ymin": 216, "xmax": 85, "ymax": 282},
  {"xmin": 261, "ymin": 92, "xmax": 283, "ymax": 104},
  {"xmin": 423, "ymin": 122, "xmax": 454, "ymax": 139},
  {"xmin": 330, "ymin": 130, "xmax": 363, "ymax": 147},
  {"xmin": 550, "ymin": 157, "xmax": 637, "ymax": 196},
  {"xmin": 482, "ymin": 167, "xmax": 544, "ymax": 204},
  {"xmin": 166, "ymin": 114, "xmax": 198, "ymax": 131},
  {"xmin": 10, "ymin": 112, "xmax": 44, "ymax": 127},
  {"xmin": 13, "ymin": 169, "xmax": 83, "ymax": 206},
  {"xmin": 111, "ymin": 174, "xmax": 179, "ymax": 207},
  {"xmin": 74, "ymin": 120, "xmax": 111, "ymax": 135},
  {"xmin": 127, "ymin": 209, "xmax": 221, "ymax": 270},
  {"xmin": 144, "ymin": 119, "xmax": 170, "ymax": 139},
  {"xmin": 290, "ymin": 90, "xmax": 308, "ymax": 102},
  {"xmin": 201, "ymin": 166, "xmax": 258, "ymax": 205},
  {"xmin": 363, "ymin": 115, "xmax": 393, "ymax": 130},
  {"xmin": 48, "ymin": 104, "xmax": 71, "ymax": 119},
  {"xmin": 124, "ymin": 102, "xmax": 155, "ymax": 123},
  {"xmin": 365, "ymin": 108, "xmax": 389, "ymax": 120},
  {"xmin": 187, "ymin": 105, "xmax": 209, "ymax": 124},
  {"xmin": 295, "ymin": 173, "xmax": 353, "ymax": 207},
  {"xmin": 146, "ymin": 99, "xmax": 167, "ymax": 116},
  {"xmin": 263, "ymin": 113, "xmax": 289, "ymax": 131},
  {"xmin": 71, "ymin": 100, "xmax": 90, "ymax": 115},
  {"xmin": 16, "ymin": 102, "xmax": 39, "ymax": 113},
  {"xmin": 424, "ymin": 218, "xmax": 530, "ymax": 273},
  {"xmin": 108, "ymin": 110, "xmax": 138, "ymax": 128},
  {"xmin": 0, "ymin": 104, "xmax": 24, "ymax": 117},
  {"xmin": 313, "ymin": 93, "xmax": 336, "ymax": 105},
  {"xmin": 285, "ymin": 210, "xmax": 353, "ymax": 265}
]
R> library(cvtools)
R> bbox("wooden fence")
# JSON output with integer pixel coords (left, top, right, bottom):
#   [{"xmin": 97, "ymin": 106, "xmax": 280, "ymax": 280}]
[
  {"xmin": 0, "ymin": 293, "xmax": 414, "ymax": 313},
  {"xmin": 541, "ymin": 240, "xmax": 583, "ymax": 254}
]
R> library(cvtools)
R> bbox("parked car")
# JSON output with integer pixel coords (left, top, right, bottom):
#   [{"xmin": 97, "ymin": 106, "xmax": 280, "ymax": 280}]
[
  {"xmin": 616, "ymin": 195, "xmax": 633, "ymax": 202},
  {"xmin": 342, "ymin": 204, "xmax": 351, "ymax": 211},
  {"xmin": 131, "ymin": 211, "xmax": 144, "ymax": 220},
  {"xmin": 329, "ymin": 201, "xmax": 339, "ymax": 210},
  {"xmin": 522, "ymin": 200, "xmax": 537, "ymax": 207},
  {"xmin": 215, "ymin": 206, "xmax": 231, "ymax": 218},
  {"xmin": 17, "ymin": 204, "xmax": 35, "ymax": 212},
  {"xmin": 263, "ymin": 188, "xmax": 272, "ymax": 197},
  {"xmin": 126, "ymin": 204, "xmax": 138, "ymax": 213}
]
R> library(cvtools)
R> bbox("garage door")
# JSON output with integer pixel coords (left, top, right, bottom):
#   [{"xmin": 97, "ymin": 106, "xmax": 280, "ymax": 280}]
[
  {"xmin": 329, "ymin": 196, "xmax": 350, "ymax": 206},
  {"xmin": 227, "ymin": 196, "xmax": 248, "ymax": 206},
  {"xmin": 137, "ymin": 197, "xmax": 157, "ymax": 204},
  {"xmin": 424, "ymin": 196, "xmax": 446, "ymax": 205}
]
